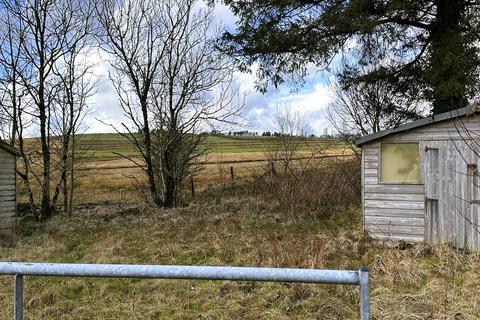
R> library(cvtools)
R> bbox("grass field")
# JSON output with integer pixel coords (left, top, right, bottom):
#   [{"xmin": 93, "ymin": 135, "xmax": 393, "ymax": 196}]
[
  {"xmin": 2, "ymin": 186, "xmax": 480, "ymax": 319},
  {"xmin": 71, "ymin": 133, "xmax": 344, "ymax": 158},
  {"xmin": 18, "ymin": 133, "xmax": 349, "ymax": 205},
  {"xmin": 7, "ymin": 134, "xmax": 480, "ymax": 319}
]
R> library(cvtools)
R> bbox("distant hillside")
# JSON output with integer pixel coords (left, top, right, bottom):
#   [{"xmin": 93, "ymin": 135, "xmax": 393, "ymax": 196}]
[{"xmin": 72, "ymin": 133, "xmax": 342, "ymax": 158}]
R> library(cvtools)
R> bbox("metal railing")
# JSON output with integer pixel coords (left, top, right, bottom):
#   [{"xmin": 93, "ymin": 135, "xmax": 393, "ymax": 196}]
[{"xmin": 0, "ymin": 262, "xmax": 370, "ymax": 320}]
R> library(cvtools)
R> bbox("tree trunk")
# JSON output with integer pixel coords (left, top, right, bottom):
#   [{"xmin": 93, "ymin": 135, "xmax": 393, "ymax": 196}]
[
  {"xmin": 63, "ymin": 166, "xmax": 68, "ymax": 214},
  {"xmin": 429, "ymin": 0, "xmax": 469, "ymax": 114},
  {"xmin": 10, "ymin": 80, "xmax": 17, "ymax": 143},
  {"xmin": 52, "ymin": 135, "xmax": 69, "ymax": 207},
  {"xmin": 140, "ymin": 100, "xmax": 162, "ymax": 207},
  {"xmin": 68, "ymin": 132, "xmax": 75, "ymax": 216},
  {"xmin": 39, "ymin": 93, "xmax": 52, "ymax": 220},
  {"xmin": 163, "ymin": 141, "xmax": 177, "ymax": 208}
]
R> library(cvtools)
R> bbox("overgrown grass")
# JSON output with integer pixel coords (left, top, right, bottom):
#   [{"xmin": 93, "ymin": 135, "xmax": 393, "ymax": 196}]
[
  {"xmin": 2, "ymin": 182, "xmax": 480, "ymax": 319},
  {"xmin": 8, "ymin": 154, "xmax": 480, "ymax": 319}
]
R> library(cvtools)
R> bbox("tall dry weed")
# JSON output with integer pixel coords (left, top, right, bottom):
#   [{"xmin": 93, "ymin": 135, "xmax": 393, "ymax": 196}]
[{"xmin": 249, "ymin": 157, "xmax": 361, "ymax": 219}]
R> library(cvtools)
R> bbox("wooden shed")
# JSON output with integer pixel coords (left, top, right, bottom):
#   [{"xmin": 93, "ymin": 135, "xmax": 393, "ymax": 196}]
[
  {"xmin": 355, "ymin": 104, "xmax": 480, "ymax": 250},
  {"xmin": 0, "ymin": 139, "xmax": 18, "ymax": 241}
]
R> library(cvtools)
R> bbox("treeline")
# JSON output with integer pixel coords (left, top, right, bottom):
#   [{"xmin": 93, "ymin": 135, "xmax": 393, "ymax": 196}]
[{"xmin": 208, "ymin": 130, "xmax": 334, "ymax": 138}]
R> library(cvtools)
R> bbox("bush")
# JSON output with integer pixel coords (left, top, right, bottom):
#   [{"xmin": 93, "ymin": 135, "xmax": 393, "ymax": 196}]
[{"xmin": 250, "ymin": 157, "xmax": 361, "ymax": 218}]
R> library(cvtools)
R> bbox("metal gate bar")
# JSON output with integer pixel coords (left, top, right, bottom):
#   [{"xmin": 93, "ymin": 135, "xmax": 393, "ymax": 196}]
[{"xmin": 0, "ymin": 262, "xmax": 370, "ymax": 319}]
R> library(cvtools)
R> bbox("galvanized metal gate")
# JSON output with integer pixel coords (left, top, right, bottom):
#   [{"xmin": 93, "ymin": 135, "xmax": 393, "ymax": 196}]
[{"xmin": 0, "ymin": 262, "xmax": 370, "ymax": 319}]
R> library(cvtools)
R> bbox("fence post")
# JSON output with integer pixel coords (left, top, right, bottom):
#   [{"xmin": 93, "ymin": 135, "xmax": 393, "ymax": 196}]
[
  {"xmin": 359, "ymin": 267, "xmax": 370, "ymax": 320},
  {"xmin": 14, "ymin": 274, "xmax": 23, "ymax": 320},
  {"xmin": 270, "ymin": 162, "xmax": 276, "ymax": 177},
  {"xmin": 190, "ymin": 176, "xmax": 195, "ymax": 199},
  {"xmin": 230, "ymin": 166, "xmax": 234, "ymax": 182}
]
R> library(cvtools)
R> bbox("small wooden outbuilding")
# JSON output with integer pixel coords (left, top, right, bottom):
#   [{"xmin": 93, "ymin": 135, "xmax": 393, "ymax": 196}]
[
  {"xmin": 355, "ymin": 104, "xmax": 480, "ymax": 250},
  {"xmin": 0, "ymin": 139, "xmax": 19, "ymax": 241}
]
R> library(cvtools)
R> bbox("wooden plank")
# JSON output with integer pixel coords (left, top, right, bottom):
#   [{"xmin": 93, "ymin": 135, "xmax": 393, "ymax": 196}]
[
  {"xmin": 365, "ymin": 184, "xmax": 424, "ymax": 194},
  {"xmin": 0, "ymin": 205, "xmax": 15, "ymax": 214},
  {"xmin": 423, "ymin": 141, "xmax": 441, "ymax": 244},
  {"xmin": 444, "ymin": 141, "xmax": 457, "ymax": 245},
  {"xmin": 364, "ymin": 208, "xmax": 425, "ymax": 218},
  {"xmin": 365, "ymin": 216, "xmax": 425, "ymax": 227},
  {"xmin": 364, "ymin": 176, "xmax": 378, "ymax": 185},
  {"xmin": 0, "ymin": 201, "xmax": 15, "ymax": 209},
  {"xmin": 0, "ymin": 190, "xmax": 15, "ymax": 197},
  {"xmin": 0, "ymin": 175, "xmax": 15, "ymax": 181},
  {"xmin": 0, "ymin": 215, "xmax": 15, "ymax": 224},
  {"xmin": 368, "ymin": 233, "xmax": 424, "ymax": 242},
  {"xmin": 0, "ymin": 211, "xmax": 15, "ymax": 219},
  {"xmin": 365, "ymin": 224, "xmax": 425, "ymax": 235},
  {"xmin": 364, "ymin": 148, "xmax": 378, "ymax": 156},
  {"xmin": 438, "ymin": 143, "xmax": 447, "ymax": 243},
  {"xmin": 364, "ymin": 193, "xmax": 425, "ymax": 201},
  {"xmin": 0, "ymin": 157, "xmax": 15, "ymax": 163},
  {"xmin": 364, "ymin": 168, "xmax": 378, "ymax": 177},
  {"xmin": 364, "ymin": 161, "xmax": 378, "ymax": 169},
  {"xmin": 0, "ymin": 231, "xmax": 14, "ymax": 238},
  {"xmin": 382, "ymin": 132, "xmax": 479, "ymax": 142},
  {"xmin": 473, "ymin": 152, "xmax": 480, "ymax": 249},
  {"xmin": 363, "ymin": 143, "xmax": 378, "ymax": 154},
  {"xmin": 0, "ymin": 221, "xmax": 15, "ymax": 229},
  {"xmin": 365, "ymin": 200, "xmax": 424, "ymax": 210},
  {"xmin": 0, "ymin": 196, "xmax": 15, "ymax": 203},
  {"xmin": 0, "ymin": 215, "xmax": 15, "ymax": 223},
  {"xmin": 455, "ymin": 143, "xmax": 466, "ymax": 249},
  {"xmin": 0, "ymin": 185, "xmax": 15, "ymax": 192},
  {"xmin": 0, "ymin": 161, "xmax": 15, "ymax": 168},
  {"xmin": 361, "ymin": 147, "xmax": 366, "ymax": 234}
]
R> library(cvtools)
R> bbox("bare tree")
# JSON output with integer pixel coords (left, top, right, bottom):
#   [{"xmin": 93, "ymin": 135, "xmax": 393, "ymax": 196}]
[
  {"xmin": 0, "ymin": 11, "xmax": 21, "ymax": 142},
  {"xmin": 152, "ymin": 1, "xmax": 242, "ymax": 207},
  {"xmin": 266, "ymin": 105, "xmax": 324, "ymax": 177},
  {"xmin": 0, "ymin": 0, "xmax": 94, "ymax": 220},
  {"xmin": 0, "ymin": 3, "xmax": 37, "ymax": 213},
  {"xmin": 96, "ymin": 0, "xmax": 170, "ymax": 206},
  {"xmin": 97, "ymin": 0, "xmax": 242, "ymax": 208},
  {"xmin": 50, "ymin": 40, "xmax": 96, "ymax": 215},
  {"xmin": 327, "ymin": 80, "xmax": 423, "ymax": 137}
]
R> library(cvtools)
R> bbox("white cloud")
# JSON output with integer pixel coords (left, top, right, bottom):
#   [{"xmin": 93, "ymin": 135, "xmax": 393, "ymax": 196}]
[
  {"xmin": 80, "ymin": 5, "xmax": 335, "ymax": 136},
  {"xmin": 232, "ymin": 68, "xmax": 334, "ymax": 135},
  {"xmin": 212, "ymin": 3, "xmax": 238, "ymax": 31},
  {"xmin": 80, "ymin": 47, "xmax": 128, "ymax": 134}
]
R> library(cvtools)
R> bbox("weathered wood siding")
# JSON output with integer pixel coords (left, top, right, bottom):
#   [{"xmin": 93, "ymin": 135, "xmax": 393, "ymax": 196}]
[
  {"xmin": 362, "ymin": 115, "xmax": 480, "ymax": 249},
  {"xmin": 0, "ymin": 148, "xmax": 16, "ymax": 240},
  {"xmin": 362, "ymin": 142, "xmax": 425, "ymax": 242},
  {"xmin": 422, "ymin": 140, "xmax": 480, "ymax": 250}
]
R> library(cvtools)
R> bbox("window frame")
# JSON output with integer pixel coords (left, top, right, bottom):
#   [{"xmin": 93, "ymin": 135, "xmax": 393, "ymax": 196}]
[{"xmin": 378, "ymin": 141, "xmax": 421, "ymax": 185}]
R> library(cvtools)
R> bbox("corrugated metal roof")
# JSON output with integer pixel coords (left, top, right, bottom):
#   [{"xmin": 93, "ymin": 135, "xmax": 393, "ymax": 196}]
[
  {"xmin": 354, "ymin": 103, "xmax": 477, "ymax": 147},
  {"xmin": 0, "ymin": 139, "xmax": 20, "ymax": 156}
]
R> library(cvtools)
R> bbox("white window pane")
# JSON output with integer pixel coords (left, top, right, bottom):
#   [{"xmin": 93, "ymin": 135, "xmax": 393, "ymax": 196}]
[{"xmin": 380, "ymin": 143, "xmax": 419, "ymax": 183}]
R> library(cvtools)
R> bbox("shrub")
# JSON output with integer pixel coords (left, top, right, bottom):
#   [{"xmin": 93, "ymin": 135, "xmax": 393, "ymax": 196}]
[{"xmin": 250, "ymin": 156, "xmax": 361, "ymax": 218}]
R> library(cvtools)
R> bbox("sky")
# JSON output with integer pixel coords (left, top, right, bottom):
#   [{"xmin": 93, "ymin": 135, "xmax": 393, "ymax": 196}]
[{"xmin": 82, "ymin": 4, "xmax": 335, "ymax": 136}]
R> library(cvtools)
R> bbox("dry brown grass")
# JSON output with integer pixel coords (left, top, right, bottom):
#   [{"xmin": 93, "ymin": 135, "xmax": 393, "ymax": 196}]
[
  {"xmin": 8, "ymin": 142, "xmax": 480, "ymax": 319},
  {"xmin": 248, "ymin": 157, "xmax": 361, "ymax": 218},
  {"xmin": 16, "ymin": 148, "xmax": 351, "ymax": 206},
  {"xmin": 1, "ymin": 185, "xmax": 480, "ymax": 319}
]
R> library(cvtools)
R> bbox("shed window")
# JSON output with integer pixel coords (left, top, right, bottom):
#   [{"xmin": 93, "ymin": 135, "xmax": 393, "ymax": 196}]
[{"xmin": 380, "ymin": 143, "xmax": 420, "ymax": 183}]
